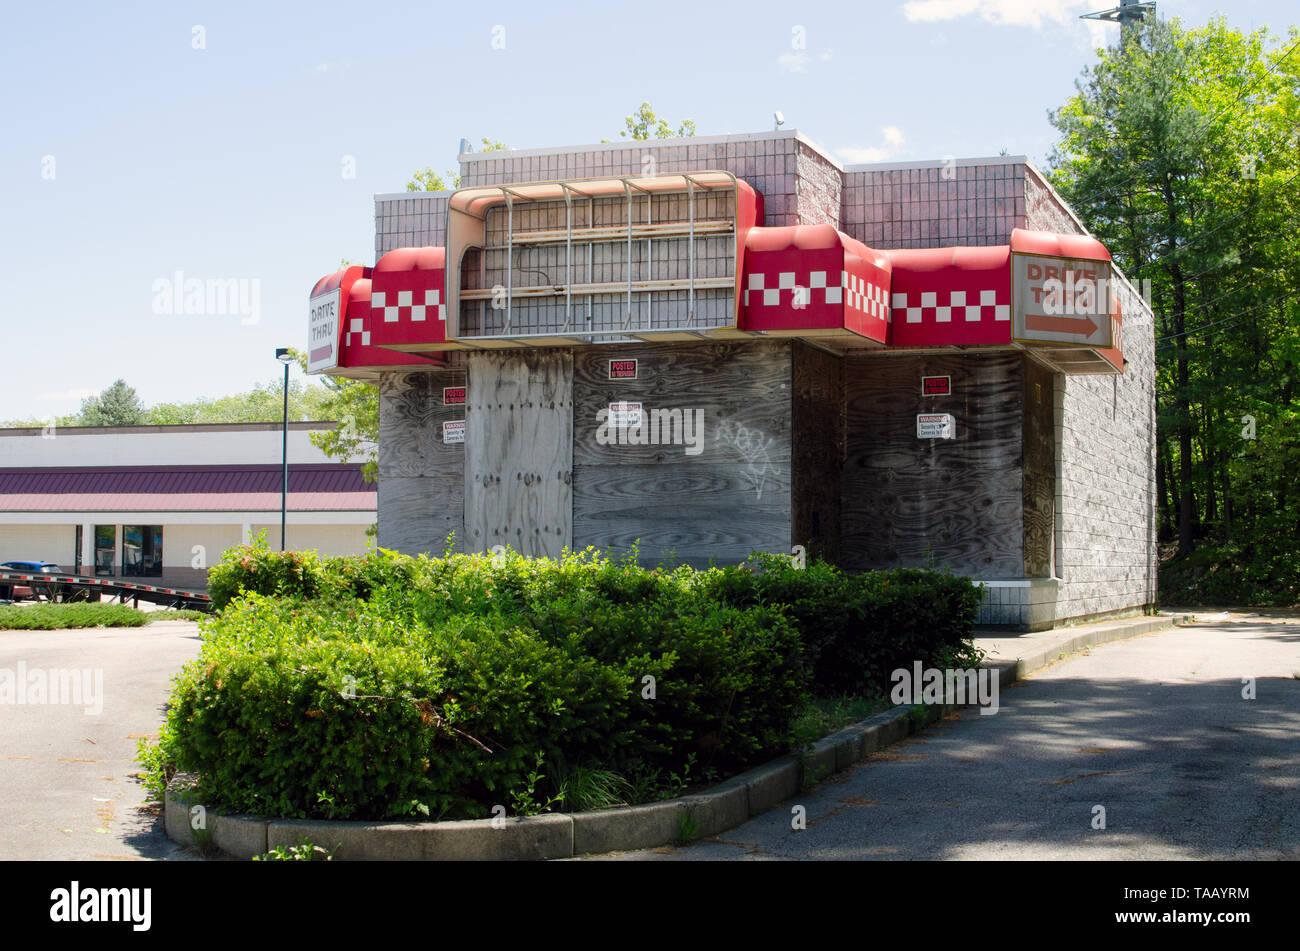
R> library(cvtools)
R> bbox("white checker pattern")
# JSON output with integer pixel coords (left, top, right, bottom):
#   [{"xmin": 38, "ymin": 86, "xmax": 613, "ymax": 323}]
[
  {"xmin": 744, "ymin": 270, "xmax": 889, "ymax": 320},
  {"xmin": 890, "ymin": 289, "xmax": 1007, "ymax": 324}
]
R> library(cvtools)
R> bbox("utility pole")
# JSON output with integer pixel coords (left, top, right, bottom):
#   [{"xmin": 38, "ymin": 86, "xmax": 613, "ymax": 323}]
[{"xmin": 1081, "ymin": 0, "xmax": 1156, "ymax": 43}]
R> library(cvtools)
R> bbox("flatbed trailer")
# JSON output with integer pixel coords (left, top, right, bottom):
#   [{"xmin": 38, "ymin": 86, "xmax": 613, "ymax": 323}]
[{"xmin": 0, "ymin": 570, "xmax": 212, "ymax": 612}]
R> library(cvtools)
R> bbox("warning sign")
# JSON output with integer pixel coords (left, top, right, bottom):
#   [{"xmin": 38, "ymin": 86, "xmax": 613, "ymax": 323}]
[
  {"xmin": 609, "ymin": 359, "xmax": 638, "ymax": 380},
  {"xmin": 443, "ymin": 386, "xmax": 465, "ymax": 405},
  {"xmin": 916, "ymin": 413, "xmax": 956, "ymax": 440},
  {"xmin": 921, "ymin": 375, "xmax": 951, "ymax": 397},
  {"xmin": 608, "ymin": 402, "xmax": 642, "ymax": 428},
  {"xmin": 442, "ymin": 420, "xmax": 465, "ymax": 444}
]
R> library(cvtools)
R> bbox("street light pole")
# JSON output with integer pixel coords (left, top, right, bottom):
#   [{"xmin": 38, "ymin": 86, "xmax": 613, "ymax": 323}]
[{"xmin": 276, "ymin": 348, "xmax": 294, "ymax": 552}]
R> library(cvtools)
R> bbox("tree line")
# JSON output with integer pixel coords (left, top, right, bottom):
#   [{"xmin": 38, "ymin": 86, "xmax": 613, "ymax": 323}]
[{"xmin": 1048, "ymin": 16, "xmax": 1300, "ymax": 603}]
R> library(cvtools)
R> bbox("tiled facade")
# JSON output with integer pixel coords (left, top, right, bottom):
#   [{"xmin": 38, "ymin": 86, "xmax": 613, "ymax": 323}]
[{"xmin": 368, "ymin": 130, "xmax": 1156, "ymax": 630}]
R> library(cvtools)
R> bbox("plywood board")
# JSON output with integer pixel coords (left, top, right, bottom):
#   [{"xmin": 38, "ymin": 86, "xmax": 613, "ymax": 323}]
[
  {"xmin": 572, "ymin": 340, "xmax": 793, "ymax": 565},
  {"xmin": 841, "ymin": 352, "xmax": 1024, "ymax": 577},
  {"xmin": 377, "ymin": 369, "xmax": 467, "ymax": 555},
  {"xmin": 464, "ymin": 351, "xmax": 573, "ymax": 557}
]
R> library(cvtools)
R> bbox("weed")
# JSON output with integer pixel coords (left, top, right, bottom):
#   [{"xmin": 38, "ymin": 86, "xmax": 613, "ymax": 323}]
[
  {"xmin": 676, "ymin": 808, "xmax": 700, "ymax": 846},
  {"xmin": 553, "ymin": 764, "xmax": 632, "ymax": 812},
  {"xmin": 253, "ymin": 837, "xmax": 336, "ymax": 861}
]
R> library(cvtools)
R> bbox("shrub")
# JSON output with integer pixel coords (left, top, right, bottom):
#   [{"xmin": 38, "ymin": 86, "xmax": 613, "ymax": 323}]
[
  {"xmin": 154, "ymin": 545, "xmax": 980, "ymax": 821},
  {"xmin": 0, "ymin": 603, "xmax": 149, "ymax": 630},
  {"xmin": 150, "ymin": 566, "xmax": 807, "ymax": 820}
]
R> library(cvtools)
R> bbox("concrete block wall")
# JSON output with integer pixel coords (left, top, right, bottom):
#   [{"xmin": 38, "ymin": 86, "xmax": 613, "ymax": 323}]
[
  {"xmin": 977, "ymin": 579, "xmax": 1060, "ymax": 631},
  {"xmin": 1025, "ymin": 167, "xmax": 1157, "ymax": 623},
  {"xmin": 374, "ymin": 191, "xmax": 450, "ymax": 260},
  {"xmin": 840, "ymin": 157, "xmax": 1027, "ymax": 250}
]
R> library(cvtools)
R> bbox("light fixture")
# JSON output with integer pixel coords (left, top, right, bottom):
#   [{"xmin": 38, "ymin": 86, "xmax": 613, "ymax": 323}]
[
  {"xmin": 773, "ymin": 111, "xmax": 785, "ymax": 131},
  {"xmin": 276, "ymin": 348, "xmax": 292, "ymax": 551}
]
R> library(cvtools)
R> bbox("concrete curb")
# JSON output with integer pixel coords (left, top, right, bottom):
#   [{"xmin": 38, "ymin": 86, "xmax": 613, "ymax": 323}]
[
  {"xmin": 980, "ymin": 614, "xmax": 1184, "ymax": 682},
  {"xmin": 162, "ymin": 612, "xmax": 1182, "ymax": 860}
]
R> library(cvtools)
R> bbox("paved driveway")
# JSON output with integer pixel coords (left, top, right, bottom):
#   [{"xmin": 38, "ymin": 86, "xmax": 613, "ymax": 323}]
[
  {"xmin": 0, "ymin": 619, "xmax": 203, "ymax": 860},
  {"xmin": 597, "ymin": 615, "xmax": 1300, "ymax": 860}
]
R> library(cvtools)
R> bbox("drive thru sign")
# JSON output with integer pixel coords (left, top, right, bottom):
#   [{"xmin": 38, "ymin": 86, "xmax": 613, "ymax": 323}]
[{"xmin": 1011, "ymin": 252, "xmax": 1113, "ymax": 349}]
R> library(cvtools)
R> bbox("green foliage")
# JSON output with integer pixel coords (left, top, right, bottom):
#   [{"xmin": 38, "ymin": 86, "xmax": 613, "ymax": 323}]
[
  {"xmin": 0, "ymin": 602, "xmax": 149, "ymax": 629},
  {"xmin": 405, "ymin": 167, "xmax": 458, "ymax": 192},
  {"xmin": 253, "ymin": 838, "xmax": 336, "ymax": 861},
  {"xmin": 675, "ymin": 808, "xmax": 700, "ymax": 846},
  {"xmin": 149, "ymin": 609, "xmax": 210, "ymax": 622},
  {"xmin": 1049, "ymin": 17, "xmax": 1300, "ymax": 603},
  {"xmin": 405, "ymin": 141, "xmax": 505, "ymax": 192},
  {"xmin": 552, "ymin": 764, "xmax": 632, "ymax": 812},
  {"xmin": 145, "ymin": 375, "xmax": 334, "ymax": 425},
  {"xmin": 147, "ymin": 545, "xmax": 980, "ymax": 822},
  {"xmin": 620, "ymin": 102, "xmax": 697, "ymax": 140},
  {"xmin": 295, "ymin": 356, "xmax": 379, "ymax": 482},
  {"xmin": 135, "ymin": 730, "xmax": 177, "ymax": 802},
  {"xmin": 700, "ymin": 553, "xmax": 984, "ymax": 697},
  {"xmin": 790, "ymin": 695, "xmax": 889, "ymax": 750},
  {"xmin": 76, "ymin": 379, "xmax": 145, "ymax": 426}
]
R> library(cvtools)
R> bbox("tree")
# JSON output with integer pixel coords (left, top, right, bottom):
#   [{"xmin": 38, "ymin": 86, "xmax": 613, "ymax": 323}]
[
  {"xmin": 144, "ymin": 379, "xmax": 334, "ymax": 425},
  {"xmin": 620, "ymin": 102, "xmax": 697, "ymax": 140},
  {"xmin": 1048, "ymin": 15, "xmax": 1300, "ymax": 600},
  {"xmin": 406, "ymin": 139, "xmax": 509, "ymax": 192},
  {"xmin": 77, "ymin": 379, "xmax": 146, "ymax": 426}
]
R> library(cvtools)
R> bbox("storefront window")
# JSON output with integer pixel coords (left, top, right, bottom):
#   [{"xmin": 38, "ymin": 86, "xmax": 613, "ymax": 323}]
[
  {"xmin": 123, "ymin": 525, "xmax": 163, "ymax": 577},
  {"xmin": 94, "ymin": 525, "xmax": 115, "ymax": 576}
]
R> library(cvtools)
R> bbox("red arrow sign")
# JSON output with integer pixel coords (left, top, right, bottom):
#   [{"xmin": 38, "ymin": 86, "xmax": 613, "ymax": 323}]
[{"xmin": 1026, "ymin": 313, "xmax": 1098, "ymax": 337}]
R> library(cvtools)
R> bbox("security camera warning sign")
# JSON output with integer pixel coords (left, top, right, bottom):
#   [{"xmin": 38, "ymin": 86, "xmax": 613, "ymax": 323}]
[{"xmin": 916, "ymin": 413, "xmax": 956, "ymax": 440}]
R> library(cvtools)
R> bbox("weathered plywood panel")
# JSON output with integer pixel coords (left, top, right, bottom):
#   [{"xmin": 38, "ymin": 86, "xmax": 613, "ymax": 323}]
[
  {"xmin": 464, "ymin": 351, "xmax": 573, "ymax": 557},
  {"xmin": 377, "ymin": 369, "xmax": 467, "ymax": 554},
  {"xmin": 792, "ymin": 342, "xmax": 843, "ymax": 563},
  {"xmin": 573, "ymin": 463, "xmax": 790, "ymax": 568},
  {"xmin": 841, "ymin": 352, "xmax": 1024, "ymax": 577},
  {"xmin": 1023, "ymin": 357, "xmax": 1056, "ymax": 577},
  {"xmin": 572, "ymin": 341, "xmax": 793, "ymax": 565}
]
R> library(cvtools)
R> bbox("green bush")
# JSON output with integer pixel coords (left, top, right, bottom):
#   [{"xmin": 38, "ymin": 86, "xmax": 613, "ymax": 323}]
[
  {"xmin": 701, "ymin": 553, "xmax": 983, "ymax": 696},
  {"xmin": 0, "ymin": 603, "xmax": 149, "ymax": 630},
  {"xmin": 153, "ymin": 543, "xmax": 981, "ymax": 821}
]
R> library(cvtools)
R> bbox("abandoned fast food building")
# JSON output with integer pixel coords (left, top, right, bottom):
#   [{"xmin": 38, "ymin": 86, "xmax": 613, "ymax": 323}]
[{"xmin": 306, "ymin": 130, "xmax": 1156, "ymax": 631}]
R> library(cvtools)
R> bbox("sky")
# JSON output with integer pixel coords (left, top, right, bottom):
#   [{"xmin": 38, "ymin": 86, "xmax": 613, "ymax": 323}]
[{"xmin": 0, "ymin": 0, "xmax": 1292, "ymax": 422}]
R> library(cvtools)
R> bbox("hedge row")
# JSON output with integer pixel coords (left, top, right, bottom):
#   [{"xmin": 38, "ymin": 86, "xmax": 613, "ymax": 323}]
[{"xmin": 154, "ymin": 545, "xmax": 981, "ymax": 821}]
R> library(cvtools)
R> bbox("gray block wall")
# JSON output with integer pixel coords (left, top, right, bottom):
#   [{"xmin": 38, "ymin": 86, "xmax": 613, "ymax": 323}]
[
  {"xmin": 1026, "ymin": 167, "xmax": 1156, "ymax": 626},
  {"xmin": 375, "ymin": 191, "xmax": 449, "ymax": 260},
  {"xmin": 840, "ymin": 157, "xmax": 1027, "ymax": 249}
]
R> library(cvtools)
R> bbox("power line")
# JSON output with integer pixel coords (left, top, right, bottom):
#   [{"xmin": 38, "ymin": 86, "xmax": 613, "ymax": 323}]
[
  {"xmin": 1155, "ymin": 285, "xmax": 1300, "ymax": 348},
  {"xmin": 1122, "ymin": 164, "xmax": 1300, "ymax": 279}
]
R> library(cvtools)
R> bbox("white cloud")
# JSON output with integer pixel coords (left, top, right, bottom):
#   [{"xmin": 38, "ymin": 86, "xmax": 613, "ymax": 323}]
[
  {"xmin": 837, "ymin": 126, "xmax": 907, "ymax": 164},
  {"xmin": 39, "ymin": 388, "xmax": 96, "ymax": 402},
  {"xmin": 901, "ymin": 0, "xmax": 1089, "ymax": 29}
]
